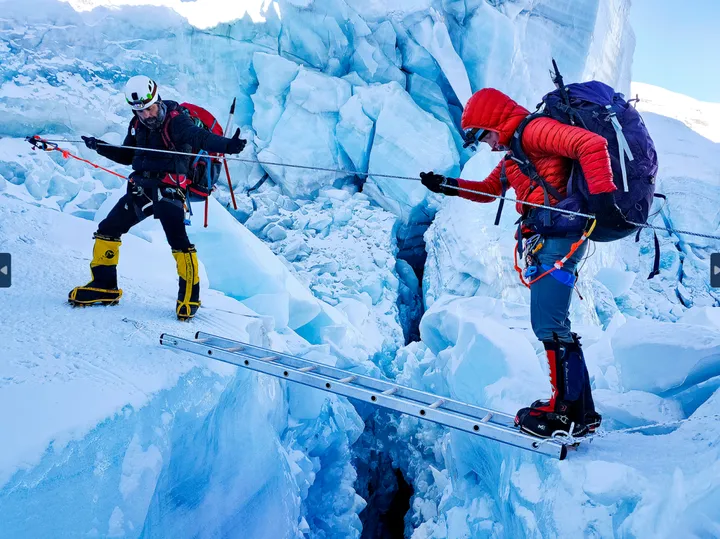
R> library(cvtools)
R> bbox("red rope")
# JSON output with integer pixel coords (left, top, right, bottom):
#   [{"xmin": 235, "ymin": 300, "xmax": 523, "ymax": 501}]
[
  {"xmin": 29, "ymin": 136, "xmax": 128, "ymax": 180},
  {"xmin": 515, "ymin": 221, "xmax": 597, "ymax": 288}
]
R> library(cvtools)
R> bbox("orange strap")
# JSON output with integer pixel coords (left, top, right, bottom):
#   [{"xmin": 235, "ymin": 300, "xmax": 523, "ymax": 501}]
[
  {"xmin": 515, "ymin": 219, "xmax": 597, "ymax": 288},
  {"xmin": 30, "ymin": 136, "xmax": 128, "ymax": 180}
]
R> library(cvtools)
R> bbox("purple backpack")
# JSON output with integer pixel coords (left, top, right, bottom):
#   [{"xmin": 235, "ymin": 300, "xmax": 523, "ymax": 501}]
[
  {"xmin": 538, "ymin": 80, "xmax": 659, "ymax": 241},
  {"xmin": 505, "ymin": 62, "xmax": 662, "ymax": 277}
]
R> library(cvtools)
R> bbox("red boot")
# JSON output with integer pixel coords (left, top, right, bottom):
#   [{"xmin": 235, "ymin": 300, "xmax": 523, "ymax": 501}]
[{"xmin": 515, "ymin": 336, "xmax": 591, "ymax": 438}]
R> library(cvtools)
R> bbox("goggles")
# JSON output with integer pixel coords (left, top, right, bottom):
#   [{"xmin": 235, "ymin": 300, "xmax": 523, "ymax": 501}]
[
  {"xmin": 126, "ymin": 87, "xmax": 158, "ymax": 111},
  {"xmin": 462, "ymin": 128, "xmax": 491, "ymax": 150}
]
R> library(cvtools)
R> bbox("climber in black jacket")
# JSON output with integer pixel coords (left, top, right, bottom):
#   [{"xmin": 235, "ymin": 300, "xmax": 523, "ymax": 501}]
[{"xmin": 69, "ymin": 75, "xmax": 246, "ymax": 320}]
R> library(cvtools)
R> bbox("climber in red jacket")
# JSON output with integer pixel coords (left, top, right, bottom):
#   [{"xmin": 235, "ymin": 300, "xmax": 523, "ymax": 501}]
[{"xmin": 421, "ymin": 88, "xmax": 633, "ymax": 439}]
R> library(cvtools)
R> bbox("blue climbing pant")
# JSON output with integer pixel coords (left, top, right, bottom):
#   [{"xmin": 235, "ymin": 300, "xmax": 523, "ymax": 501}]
[{"xmin": 528, "ymin": 236, "xmax": 587, "ymax": 343}]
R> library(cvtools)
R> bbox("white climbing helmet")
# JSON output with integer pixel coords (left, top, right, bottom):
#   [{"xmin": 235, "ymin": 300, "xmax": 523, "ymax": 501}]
[{"xmin": 124, "ymin": 75, "xmax": 159, "ymax": 110}]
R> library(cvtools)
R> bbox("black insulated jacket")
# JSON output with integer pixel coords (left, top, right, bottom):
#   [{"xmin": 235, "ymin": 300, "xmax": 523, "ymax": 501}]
[{"xmin": 97, "ymin": 100, "xmax": 231, "ymax": 176}]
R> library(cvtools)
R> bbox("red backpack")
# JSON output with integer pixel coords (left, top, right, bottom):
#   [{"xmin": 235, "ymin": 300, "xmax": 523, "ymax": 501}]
[{"xmin": 160, "ymin": 102, "xmax": 224, "ymax": 201}]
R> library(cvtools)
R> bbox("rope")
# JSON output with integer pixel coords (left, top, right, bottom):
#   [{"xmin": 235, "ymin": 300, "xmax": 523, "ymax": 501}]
[
  {"xmin": 535, "ymin": 412, "xmax": 720, "ymax": 448},
  {"xmin": 577, "ymin": 412, "xmax": 720, "ymax": 447},
  {"xmin": 33, "ymin": 138, "xmax": 720, "ymax": 241}
]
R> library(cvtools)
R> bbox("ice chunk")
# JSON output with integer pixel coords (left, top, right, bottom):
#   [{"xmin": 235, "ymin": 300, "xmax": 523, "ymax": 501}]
[
  {"xmin": 258, "ymin": 101, "xmax": 352, "ymax": 198},
  {"xmin": 407, "ymin": 73, "xmax": 466, "ymax": 153},
  {"xmin": 612, "ymin": 318, "xmax": 720, "ymax": 394},
  {"xmin": 582, "ymin": 462, "xmax": 645, "ymax": 506},
  {"xmin": 674, "ymin": 376, "xmax": 720, "ymax": 416},
  {"xmin": 252, "ymin": 51, "xmax": 300, "ymax": 95},
  {"xmin": 47, "ymin": 173, "xmax": 81, "ymax": 203},
  {"xmin": 351, "ymin": 32, "xmax": 405, "ymax": 86},
  {"xmin": 337, "ymin": 96, "xmax": 374, "ymax": 173},
  {"xmin": 419, "ymin": 295, "xmax": 545, "ymax": 411},
  {"xmin": 451, "ymin": 2, "xmax": 516, "ymax": 96},
  {"xmin": 360, "ymin": 82, "xmax": 460, "ymax": 221},
  {"xmin": 251, "ymin": 52, "xmax": 300, "ymax": 144},
  {"xmin": 287, "ymin": 349, "xmax": 337, "ymax": 420},
  {"xmin": 396, "ymin": 25, "xmax": 441, "ymax": 82},
  {"xmin": 678, "ymin": 306, "xmax": 720, "ymax": 331},
  {"xmin": 289, "ymin": 69, "xmax": 352, "ymax": 113},
  {"xmin": 187, "ymin": 197, "xmax": 322, "ymax": 329},
  {"xmin": 593, "ymin": 389, "xmax": 685, "ymax": 428},
  {"xmin": 276, "ymin": 6, "xmax": 348, "ymax": 72},
  {"xmin": 594, "ymin": 267, "xmax": 636, "ymax": 297},
  {"xmin": 264, "ymin": 223, "xmax": 288, "ymax": 242},
  {"xmin": 407, "ymin": 14, "xmax": 472, "ymax": 105},
  {"xmin": 241, "ymin": 293, "xmax": 290, "ymax": 329}
]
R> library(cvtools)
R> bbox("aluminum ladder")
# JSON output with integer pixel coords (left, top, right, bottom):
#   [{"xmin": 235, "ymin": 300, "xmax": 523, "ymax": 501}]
[{"xmin": 160, "ymin": 331, "xmax": 571, "ymax": 460}]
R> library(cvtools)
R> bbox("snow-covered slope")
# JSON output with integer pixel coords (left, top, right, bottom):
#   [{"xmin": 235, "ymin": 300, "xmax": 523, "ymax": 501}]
[
  {"xmin": 5, "ymin": 0, "xmax": 720, "ymax": 537},
  {"xmin": 0, "ymin": 192, "xmax": 372, "ymax": 537},
  {"xmin": 632, "ymin": 82, "xmax": 720, "ymax": 143}
]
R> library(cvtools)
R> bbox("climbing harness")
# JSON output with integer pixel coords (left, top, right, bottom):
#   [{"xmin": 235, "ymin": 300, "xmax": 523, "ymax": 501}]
[{"xmin": 514, "ymin": 219, "xmax": 598, "ymax": 289}]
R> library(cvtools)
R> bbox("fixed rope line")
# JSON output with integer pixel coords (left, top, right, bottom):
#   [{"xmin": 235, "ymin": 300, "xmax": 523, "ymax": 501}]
[
  {"xmin": 535, "ymin": 411, "xmax": 720, "ymax": 449},
  {"xmin": 36, "ymin": 138, "xmax": 720, "ymax": 241}
]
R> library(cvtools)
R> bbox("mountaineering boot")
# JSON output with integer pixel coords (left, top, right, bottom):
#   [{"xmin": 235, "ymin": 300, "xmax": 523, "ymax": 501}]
[
  {"xmin": 173, "ymin": 245, "xmax": 200, "ymax": 321},
  {"xmin": 69, "ymin": 234, "xmax": 123, "ymax": 306},
  {"xmin": 526, "ymin": 336, "xmax": 602, "ymax": 433},
  {"xmin": 515, "ymin": 336, "xmax": 590, "ymax": 438},
  {"xmin": 581, "ymin": 355, "xmax": 602, "ymax": 433},
  {"xmin": 528, "ymin": 397, "xmax": 602, "ymax": 434}
]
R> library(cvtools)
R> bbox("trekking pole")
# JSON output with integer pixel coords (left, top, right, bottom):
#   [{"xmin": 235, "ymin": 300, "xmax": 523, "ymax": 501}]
[{"xmin": 223, "ymin": 98, "xmax": 239, "ymax": 210}]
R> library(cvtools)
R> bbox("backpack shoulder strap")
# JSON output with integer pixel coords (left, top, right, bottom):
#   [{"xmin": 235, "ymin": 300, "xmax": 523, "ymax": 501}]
[
  {"xmin": 161, "ymin": 109, "xmax": 182, "ymax": 151},
  {"xmin": 509, "ymin": 112, "xmax": 565, "ymax": 224},
  {"xmin": 493, "ymin": 159, "xmax": 510, "ymax": 226}
]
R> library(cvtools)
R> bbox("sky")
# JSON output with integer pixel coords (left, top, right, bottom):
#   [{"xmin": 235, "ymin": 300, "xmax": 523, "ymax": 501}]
[{"xmin": 630, "ymin": 0, "xmax": 720, "ymax": 103}]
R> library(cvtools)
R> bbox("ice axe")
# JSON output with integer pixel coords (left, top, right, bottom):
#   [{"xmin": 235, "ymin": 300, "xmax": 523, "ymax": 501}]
[{"xmin": 549, "ymin": 58, "xmax": 584, "ymax": 127}]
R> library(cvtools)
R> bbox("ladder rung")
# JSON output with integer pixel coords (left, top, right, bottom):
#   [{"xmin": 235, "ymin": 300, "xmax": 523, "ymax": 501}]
[
  {"xmin": 162, "ymin": 333, "xmax": 568, "ymax": 460},
  {"xmin": 429, "ymin": 399, "xmax": 446, "ymax": 409}
]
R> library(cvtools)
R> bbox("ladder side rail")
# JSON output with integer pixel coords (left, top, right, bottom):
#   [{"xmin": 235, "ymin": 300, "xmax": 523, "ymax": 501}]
[
  {"xmin": 193, "ymin": 332, "xmax": 516, "ymax": 424},
  {"xmin": 162, "ymin": 335, "xmax": 565, "ymax": 459}
]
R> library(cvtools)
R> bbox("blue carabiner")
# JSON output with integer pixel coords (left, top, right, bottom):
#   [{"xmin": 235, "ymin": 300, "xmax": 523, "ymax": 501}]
[{"xmin": 524, "ymin": 265, "xmax": 539, "ymax": 279}]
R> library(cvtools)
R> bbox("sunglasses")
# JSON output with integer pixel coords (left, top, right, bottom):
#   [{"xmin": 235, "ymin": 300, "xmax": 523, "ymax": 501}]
[{"xmin": 462, "ymin": 128, "xmax": 491, "ymax": 150}]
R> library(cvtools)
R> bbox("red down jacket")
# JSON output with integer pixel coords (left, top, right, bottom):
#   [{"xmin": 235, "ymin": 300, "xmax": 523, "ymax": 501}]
[{"xmin": 458, "ymin": 88, "xmax": 616, "ymax": 214}]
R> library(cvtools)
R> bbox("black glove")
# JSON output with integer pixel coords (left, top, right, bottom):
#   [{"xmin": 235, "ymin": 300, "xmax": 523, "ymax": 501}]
[
  {"xmin": 588, "ymin": 192, "xmax": 636, "ymax": 231},
  {"xmin": 225, "ymin": 128, "xmax": 246, "ymax": 155},
  {"xmin": 420, "ymin": 171, "xmax": 458, "ymax": 196},
  {"xmin": 81, "ymin": 136, "xmax": 101, "ymax": 151}
]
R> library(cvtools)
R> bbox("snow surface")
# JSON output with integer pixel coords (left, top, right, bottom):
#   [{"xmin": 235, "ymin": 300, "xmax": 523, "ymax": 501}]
[
  {"xmin": 632, "ymin": 82, "xmax": 720, "ymax": 144},
  {"xmin": 3, "ymin": 0, "xmax": 720, "ymax": 537},
  {"xmin": 0, "ymin": 192, "xmax": 370, "ymax": 537}
]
